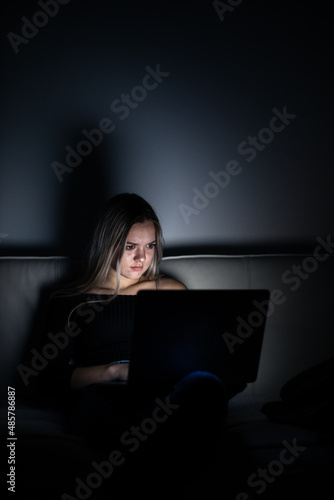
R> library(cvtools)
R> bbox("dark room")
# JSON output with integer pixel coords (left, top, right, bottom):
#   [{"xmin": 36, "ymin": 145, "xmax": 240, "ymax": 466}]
[{"xmin": 1, "ymin": 1, "xmax": 333, "ymax": 498}]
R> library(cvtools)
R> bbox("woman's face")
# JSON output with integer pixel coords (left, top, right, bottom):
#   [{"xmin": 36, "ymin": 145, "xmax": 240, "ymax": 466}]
[{"xmin": 119, "ymin": 221, "xmax": 157, "ymax": 281}]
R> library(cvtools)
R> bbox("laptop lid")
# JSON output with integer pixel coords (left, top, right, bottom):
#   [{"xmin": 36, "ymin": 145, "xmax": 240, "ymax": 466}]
[{"xmin": 128, "ymin": 289, "xmax": 270, "ymax": 389}]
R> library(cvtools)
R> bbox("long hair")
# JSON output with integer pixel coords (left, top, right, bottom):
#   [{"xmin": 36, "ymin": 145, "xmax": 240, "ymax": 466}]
[{"xmin": 73, "ymin": 193, "xmax": 164, "ymax": 296}]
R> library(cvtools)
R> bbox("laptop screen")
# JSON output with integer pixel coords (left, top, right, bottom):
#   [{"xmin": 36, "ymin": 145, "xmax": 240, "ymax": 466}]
[{"xmin": 128, "ymin": 289, "xmax": 270, "ymax": 389}]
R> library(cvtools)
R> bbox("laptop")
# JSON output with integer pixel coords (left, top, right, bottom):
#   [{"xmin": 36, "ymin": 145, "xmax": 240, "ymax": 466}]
[{"xmin": 126, "ymin": 289, "xmax": 270, "ymax": 391}]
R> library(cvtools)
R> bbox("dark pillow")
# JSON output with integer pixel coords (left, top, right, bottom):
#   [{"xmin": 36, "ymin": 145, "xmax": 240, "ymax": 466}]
[
  {"xmin": 261, "ymin": 356, "xmax": 334, "ymax": 436},
  {"xmin": 280, "ymin": 356, "xmax": 334, "ymax": 404}
]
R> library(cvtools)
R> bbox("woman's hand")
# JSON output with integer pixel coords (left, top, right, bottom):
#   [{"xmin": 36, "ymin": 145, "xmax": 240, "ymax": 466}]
[
  {"xmin": 108, "ymin": 362, "xmax": 129, "ymax": 381},
  {"xmin": 71, "ymin": 363, "xmax": 129, "ymax": 390}
]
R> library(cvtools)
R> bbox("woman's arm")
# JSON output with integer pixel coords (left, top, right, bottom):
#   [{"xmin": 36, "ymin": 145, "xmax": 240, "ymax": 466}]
[
  {"xmin": 159, "ymin": 277, "xmax": 187, "ymax": 290},
  {"xmin": 70, "ymin": 362, "xmax": 129, "ymax": 390}
]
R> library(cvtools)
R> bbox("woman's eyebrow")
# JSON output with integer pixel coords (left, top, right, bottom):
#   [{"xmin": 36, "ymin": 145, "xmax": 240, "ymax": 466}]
[{"xmin": 126, "ymin": 240, "xmax": 157, "ymax": 245}]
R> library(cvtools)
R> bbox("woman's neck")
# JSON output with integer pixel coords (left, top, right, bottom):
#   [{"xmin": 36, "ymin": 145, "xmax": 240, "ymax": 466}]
[{"xmin": 98, "ymin": 269, "xmax": 140, "ymax": 293}]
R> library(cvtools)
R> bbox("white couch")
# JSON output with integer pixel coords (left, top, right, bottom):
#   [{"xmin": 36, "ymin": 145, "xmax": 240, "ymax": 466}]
[{"xmin": 1, "ymin": 254, "xmax": 333, "ymax": 498}]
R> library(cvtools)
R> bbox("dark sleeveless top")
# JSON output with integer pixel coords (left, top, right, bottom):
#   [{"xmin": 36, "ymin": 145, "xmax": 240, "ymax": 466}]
[{"xmin": 39, "ymin": 294, "xmax": 137, "ymax": 396}]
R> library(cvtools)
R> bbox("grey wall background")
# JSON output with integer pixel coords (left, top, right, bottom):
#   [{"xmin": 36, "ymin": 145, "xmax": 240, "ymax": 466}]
[{"xmin": 1, "ymin": 0, "xmax": 333, "ymax": 257}]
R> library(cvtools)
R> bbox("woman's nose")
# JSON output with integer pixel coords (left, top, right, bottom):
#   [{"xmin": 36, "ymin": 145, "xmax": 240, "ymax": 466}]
[{"xmin": 135, "ymin": 248, "xmax": 145, "ymax": 261}]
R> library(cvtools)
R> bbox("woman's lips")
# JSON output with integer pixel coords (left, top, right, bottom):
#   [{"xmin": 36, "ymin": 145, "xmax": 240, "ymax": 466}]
[{"xmin": 131, "ymin": 266, "xmax": 143, "ymax": 271}]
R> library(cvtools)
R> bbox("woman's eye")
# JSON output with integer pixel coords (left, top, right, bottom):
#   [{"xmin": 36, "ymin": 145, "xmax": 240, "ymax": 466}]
[{"xmin": 125, "ymin": 243, "xmax": 155, "ymax": 250}]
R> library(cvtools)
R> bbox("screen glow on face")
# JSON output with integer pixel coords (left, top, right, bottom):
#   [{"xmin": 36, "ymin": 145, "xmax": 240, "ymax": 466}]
[{"xmin": 119, "ymin": 221, "xmax": 156, "ymax": 280}]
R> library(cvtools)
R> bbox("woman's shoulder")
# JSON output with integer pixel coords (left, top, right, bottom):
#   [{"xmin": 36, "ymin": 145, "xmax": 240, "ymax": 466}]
[
  {"xmin": 158, "ymin": 276, "xmax": 187, "ymax": 290},
  {"xmin": 81, "ymin": 277, "xmax": 188, "ymax": 295}
]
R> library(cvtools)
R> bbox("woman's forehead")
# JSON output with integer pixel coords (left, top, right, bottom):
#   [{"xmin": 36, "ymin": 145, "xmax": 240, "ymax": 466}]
[{"xmin": 127, "ymin": 221, "xmax": 156, "ymax": 242}]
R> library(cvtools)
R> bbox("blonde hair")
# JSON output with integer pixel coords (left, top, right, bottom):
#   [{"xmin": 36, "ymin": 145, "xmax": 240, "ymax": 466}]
[{"xmin": 72, "ymin": 193, "xmax": 164, "ymax": 296}]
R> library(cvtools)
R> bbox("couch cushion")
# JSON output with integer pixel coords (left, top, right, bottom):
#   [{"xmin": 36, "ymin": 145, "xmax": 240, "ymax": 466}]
[
  {"xmin": 1, "ymin": 255, "xmax": 334, "ymax": 401},
  {"xmin": 162, "ymin": 254, "xmax": 334, "ymax": 398},
  {"xmin": 160, "ymin": 255, "xmax": 249, "ymax": 289},
  {"xmin": 0, "ymin": 257, "xmax": 80, "ymax": 391}
]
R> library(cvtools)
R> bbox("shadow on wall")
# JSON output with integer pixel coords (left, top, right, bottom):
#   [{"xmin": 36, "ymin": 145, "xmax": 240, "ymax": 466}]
[
  {"xmin": 1, "ymin": 126, "xmax": 117, "ymax": 258},
  {"xmin": 53, "ymin": 126, "xmax": 114, "ymax": 258}
]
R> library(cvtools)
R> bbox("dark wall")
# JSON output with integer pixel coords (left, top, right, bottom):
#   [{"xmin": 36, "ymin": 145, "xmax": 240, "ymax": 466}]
[{"xmin": 1, "ymin": 0, "xmax": 333, "ymax": 256}]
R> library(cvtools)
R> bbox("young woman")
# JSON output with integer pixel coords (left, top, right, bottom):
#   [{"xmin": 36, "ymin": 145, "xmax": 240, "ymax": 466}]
[{"xmin": 39, "ymin": 193, "xmax": 228, "ymax": 493}]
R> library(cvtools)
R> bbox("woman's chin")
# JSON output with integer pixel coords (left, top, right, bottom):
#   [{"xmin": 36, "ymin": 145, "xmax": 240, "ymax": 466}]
[{"xmin": 122, "ymin": 269, "xmax": 145, "ymax": 280}]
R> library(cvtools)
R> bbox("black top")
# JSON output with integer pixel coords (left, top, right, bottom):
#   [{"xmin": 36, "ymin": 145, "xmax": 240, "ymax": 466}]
[{"xmin": 39, "ymin": 294, "xmax": 137, "ymax": 395}]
